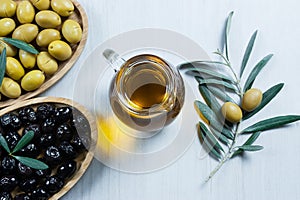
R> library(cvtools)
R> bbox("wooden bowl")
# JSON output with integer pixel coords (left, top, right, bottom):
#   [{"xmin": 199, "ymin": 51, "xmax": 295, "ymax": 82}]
[
  {"xmin": 0, "ymin": 0, "xmax": 88, "ymax": 108},
  {"xmin": 0, "ymin": 97, "xmax": 97, "ymax": 199}
]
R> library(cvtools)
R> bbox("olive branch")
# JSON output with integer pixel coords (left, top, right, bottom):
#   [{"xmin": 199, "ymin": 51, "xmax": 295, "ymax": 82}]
[
  {"xmin": 179, "ymin": 11, "xmax": 300, "ymax": 181},
  {"xmin": 0, "ymin": 131, "xmax": 48, "ymax": 170},
  {"xmin": 0, "ymin": 37, "xmax": 39, "ymax": 86}
]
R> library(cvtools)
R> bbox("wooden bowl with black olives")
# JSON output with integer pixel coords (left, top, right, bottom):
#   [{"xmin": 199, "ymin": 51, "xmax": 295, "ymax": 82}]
[{"xmin": 0, "ymin": 97, "xmax": 97, "ymax": 200}]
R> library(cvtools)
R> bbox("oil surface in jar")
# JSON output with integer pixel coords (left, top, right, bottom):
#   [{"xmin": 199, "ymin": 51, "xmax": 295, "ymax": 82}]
[{"xmin": 129, "ymin": 83, "xmax": 166, "ymax": 109}]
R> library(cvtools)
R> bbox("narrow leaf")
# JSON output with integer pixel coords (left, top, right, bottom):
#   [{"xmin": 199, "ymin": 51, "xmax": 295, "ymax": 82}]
[
  {"xmin": 198, "ymin": 123, "xmax": 222, "ymax": 160},
  {"xmin": 243, "ymin": 54, "xmax": 273, "ymax": 92},
  {"xmin": 240, "ymin": 30, "xmax": 258, "ymax": 77},
  {"xmin": 210, "ymin": 127, "xmax": 230, "ymax": 145},
  {"xmin": 225, "ymin": 11, "xmax": 234, "ymax": 60},
  {"xmin": 243, "ymin": 83, "xmax": 284, "ymax": 120},
  {"xmin": 0, "ymin": 48, "xmax": 6, "ymax": 86},
  {"xmin": 2, "ymin": 38, "xmax": 39, "ymax": 54},
  {"xmin": 241, "ymin": 115, "xmax": 300, "ymax": 133},
  {"xmin": 0, "ymin": 134, "xmax": 10, "ymax": 153},
  {"xmin": 236, "ymin": 145, "xmax": 264, "ymax": 151},
  {"xmin": 185, "ymin": 68, "xmax": 235, "ymax": 83},
  {"xmin": 196, "ymin": 77, "xmax": 238, "ymax": 92},
  {"xmin": 13, "ymin": 156, "xmax": 49, "ymax": 170},
  {"xmin": 179, "ymin": 61, "xmax": 228, "ymax": 69},
  {"xmin": 198, "ymin": 84, "xmax": 221, "ymax": 114},
  {"xmin": 207, "ymin": 86, "xmax": 236, "ymax": 103},
  {"xmin": 194, "ymin": 100, "xmax": 234, "ymax": 140},
  {"xmin": 232, "ymin": 132, "xmax": 261, "ymax": 157},
  {"xmin": 199, "ymin": 122, "xmax": 224, "ymax": 153},
  {"xmin": 12, "ymin": 131, "xmax": 34, "ymax": 154}
]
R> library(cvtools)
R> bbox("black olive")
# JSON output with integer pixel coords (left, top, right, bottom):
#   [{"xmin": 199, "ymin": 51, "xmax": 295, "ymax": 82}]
[
  {"xmin": 14, "ymin": 193, "xmax": 31, "ymax": 200},
  {"xmin": 71, "ymin": 113, "xmax": 90, "ymax": 134},
  {"xmin": 4, "ymin": 131, "xmax": 20, "ymax": 150},
  {"xmin": 54, "ymin": 107, "xmax": 73, "ymax": 123},
  {"xmin": 0, "ymin": 113, "xmax": 22, "ymax": 131},
  {"xmin": 0, "ymin": 191, "xmax": 12, "ymax": 200},
  {"xmin": 31, "ymin": 187, "xmax": 50, "ymax": 200},
  {"xmin": 56, "ymin": 123, "xmax": 73, "ymax": 141},
  {"xmin": 58, "ymin": 141, "xmax": 77, "ymax": 159},
  {"xmin": 19, "ymin": 178, "xmax": 38, "ymax": 193},
  {"xmin": 18, "ymin": 143, "xmax": 39, "ymax": 158},
  {"xmin": 36, "ymin": 104, "xmax": 55, "ymax": 121},
  {"xmin": 22, "ymin": 124, "xmax": 41, "ymax": 142},
  {"xmin": 44, "ymin": 146, "xmax": 62, "ymax": 165},
  {"xmin": 57, "ymin": 160, "xmax": 77, "ymax": 180},
  {"xmin": 18, "ymin": 107, "xmax": 37, "ymax": 125},
  {"xmin": 41, "ymin": 118, "xmax": 56, "ymax": 134},
  {"xmin": 71, "ymin": 135, "xmax": 89, "ymax": 152},
  {"xmin": 35, "ymin": 164, "xmax": 51, "ymax": 179},
  {"xmin": 1, "ymin": 157, "xmax": 16, "ymax": 174},
  {"xmin": 38, "ymin": 134, "xmax": 55, "ymax": 148},
  {"xmin": 43, "ymin": 176, "xmax": 64, "ymax": 194},
  {"xmin": 0, "ymin": 175, "xmax": 18, "ymax": 192},
  {"xmin": 17, "ymin": 162, "xmax": 33, "ymax": 177}
]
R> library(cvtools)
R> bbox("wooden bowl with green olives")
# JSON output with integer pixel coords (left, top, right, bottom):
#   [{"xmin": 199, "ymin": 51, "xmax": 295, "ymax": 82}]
[
  {"xmin": 0, "ymin": 0, "xmax": 88, "ymax": 108},
  {"xmin": 0, "ymin": 96, "xmax": 97, "ymax": 199}
]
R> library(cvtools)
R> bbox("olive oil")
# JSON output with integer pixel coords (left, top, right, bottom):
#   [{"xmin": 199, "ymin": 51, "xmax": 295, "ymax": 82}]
[
  {"xmin": 129, "ymin": 83, "xmax": 166, "ymax": 109},
  {"xmin": 109, "ymin": 54, "xmax": 185, "ymax": 133}
]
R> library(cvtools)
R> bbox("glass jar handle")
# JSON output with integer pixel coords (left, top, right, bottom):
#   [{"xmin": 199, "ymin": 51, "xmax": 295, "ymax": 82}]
[{"xmin": 103, "ymin": 49, "xmax": 126, "ymax": 72}]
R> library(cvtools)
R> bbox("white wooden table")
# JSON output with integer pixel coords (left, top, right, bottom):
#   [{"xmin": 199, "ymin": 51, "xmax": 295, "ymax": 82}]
[{"xmin": 44, "ymin": 0, "xmax": 300, "ymax": 199}]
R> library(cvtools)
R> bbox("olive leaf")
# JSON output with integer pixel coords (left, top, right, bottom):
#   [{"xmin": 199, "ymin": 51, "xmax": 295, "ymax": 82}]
[
  {"xmin": 0, "ymin": 47, "xmax": 6, "ymax": 87},
  {"xmin": 198, "ymin": 84, "xmax": 221, "ymax": 114},
  {"xmin": 206, "ymin": 86, "xmax": 236, "ymax": 103},
  {"xmin": 11, "ymin": 131, "xmax": 34, "ymax": 154},
  {"xmin": 243, "ymin": 54, "xmax": 273, "ymax": 92},
  {"xmin": 243, "ymin": 83, "xmax": 284, "ymax": 120},
  {"xmin": 240, "ymin": 30, "xmax": 258, "ymax": 78},
  {"xmin": 225, "ymin": 11, "xmax": 234, "ymax": 60},
  {"xmin": 210, "ymin": 126, "xmax": 230, "ymax": 145},
  {"xmin": 194, "ymin": 100, "xmax": 234, "ymax": 140},
  {"xmin": 232, "ymin": 132, "xmax": 261, "ymax": 157},
  {"xmin": 13, "ymin": 156, "xmax": 49, "ymax": 170},
  {"xmin": 198, "ymin": 122, "xmax": 223, "ymax": 160},
  {"xmin": 179, "ymin": 61, "xmax": 228, "ymax": 68},
  {"xmin": 0, "ymin": 134, "xmax": 10, "ymax": 153},
  {"xmin": 241, "ymin": 115, "xmax": 300, "ymax": 133},
  {"xmin": 180, "ymin": 62, "xmax": 234, "ymax": 83},
  {"xmin": 196, "ymin": 77, "xmax": 238, "ymax": 92},
  {"xmin": 2, "ymin": 38, "xmax": 39, "ymax": 54},
  {"xmin": 235, "ymin": 145, "xmax": 263, "ymax": 152},
  {"xmin": 199, "ymin": 122, "xmax": 224, "ymax": 153}
]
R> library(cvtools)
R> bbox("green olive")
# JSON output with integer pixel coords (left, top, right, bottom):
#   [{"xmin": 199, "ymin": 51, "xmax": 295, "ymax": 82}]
[
  {"xmin": 35, "ymin": 10, "xmax": 61, "ymax": 28},
  {"xmin": 48, "ymin": 40, "xmax": 72, "ymax": 61},
  {"xmin": 21, "ymin": 70, "xmax": 45, "ymax": 91},
  {"xmin": 0, "ymin": 0, "xmax": 17, "ymax": 17},
  {"xmin": 30, "ymin": 0, "xmax": 50, "ymax": 10},
  {"xmin": 16, "ymin": 0, "xmax": 35, "ymax": 24},
  {"xmin": 0, "ymin": 41, "xmax": 17, "ymax": 57},
  {"xmin": 242, "ymin": 88, "xmax": 263, "ymax": 112},
  {"xmin": 62, "ymin": 19, "xmax": 82, "ymax": 44},
  {"xmin": 12, "ymin": 24, "xmax": 39, "ymax": 43},
  {"xmin": 37, "ymin": 51, "xmax": 58, "ymax": 75},
  {"xmin": 0, "ymin": 18, "xmax": 16, "ymax": 37},
  {"xmin": 19, "ymin": 48, "xmax": 37, "ymax": 69},
  {"xmin": 221, "ymin": 102, "xmax": 243, "ymax": 123},
  {"xmin": 0, "ymin": 77, "xmax": 21, "ymax": 99},
  {"xmin": 51, "ymin": 0, "xmax": 74, "ymax": 17},
  {"xmin": 36, "ymin": 29, "xmax": 61, "ymax": 47},
  {"xmin": 6, "ymin": 57, "xmax": 25, "ymax": 81}
]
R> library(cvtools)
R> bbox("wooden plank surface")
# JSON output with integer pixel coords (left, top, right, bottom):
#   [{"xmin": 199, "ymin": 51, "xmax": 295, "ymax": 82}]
[{"xmin": 42, "ymin": 0, "xmax": 300, "ymax": 199}]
